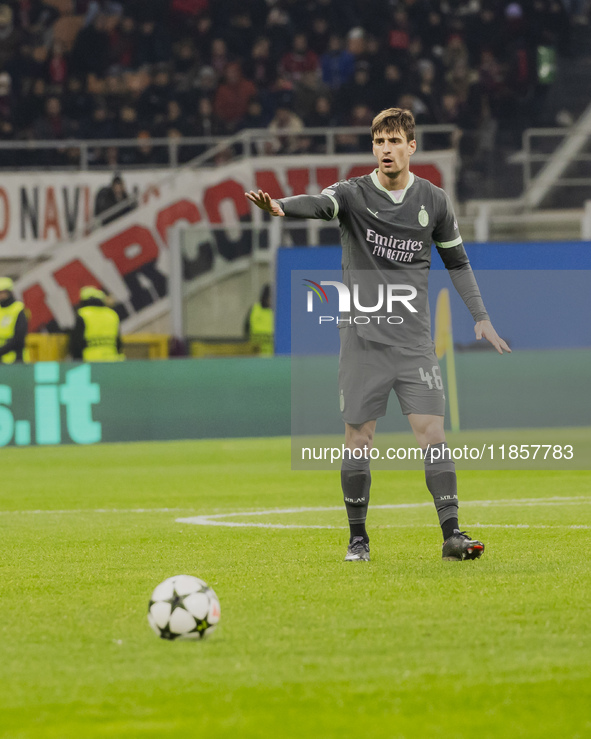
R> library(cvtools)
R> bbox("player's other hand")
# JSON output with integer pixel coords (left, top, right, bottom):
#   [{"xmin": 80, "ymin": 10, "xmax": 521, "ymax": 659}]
[
  {"xmin": 245, "ymin": 189, "xmax": 285, "ymax": 216},
  {"xmin": 475, "ymin": 320, "xmax": 511, "ymax": 354}
]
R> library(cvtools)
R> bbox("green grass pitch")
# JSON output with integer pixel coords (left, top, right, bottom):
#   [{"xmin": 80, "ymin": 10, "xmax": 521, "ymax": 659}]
[{"xmin": 1, "ymin": 437, "xmax": 590, "ymax": 739}]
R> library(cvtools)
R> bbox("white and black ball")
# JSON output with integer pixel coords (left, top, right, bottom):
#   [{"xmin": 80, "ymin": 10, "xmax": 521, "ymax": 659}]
[{"xmin": 148, "ymin": 575, "xmax": 220, "ymax": 640}]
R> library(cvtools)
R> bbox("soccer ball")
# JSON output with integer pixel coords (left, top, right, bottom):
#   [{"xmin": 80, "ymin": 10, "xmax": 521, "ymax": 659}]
[{"xmin": 148, "ymin": 575, "xmax": 220, "ymax": 640}]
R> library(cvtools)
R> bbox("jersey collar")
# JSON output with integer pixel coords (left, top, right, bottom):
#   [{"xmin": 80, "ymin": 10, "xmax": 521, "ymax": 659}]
[{"xmin": 370, "ymin": 169, "xmax": 415, "ymax": 204}]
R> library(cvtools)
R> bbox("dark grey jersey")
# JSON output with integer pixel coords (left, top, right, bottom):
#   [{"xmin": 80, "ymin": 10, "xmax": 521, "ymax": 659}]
[{"xmin": 278, "ymin": 170, "xmax": 489, "ymax": 347}]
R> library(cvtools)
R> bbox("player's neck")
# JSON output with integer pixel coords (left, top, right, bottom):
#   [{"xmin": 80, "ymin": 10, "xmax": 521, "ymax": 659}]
[{"xmin": 376, "ymin": 168, "xmax": 410, "ymax": 192}]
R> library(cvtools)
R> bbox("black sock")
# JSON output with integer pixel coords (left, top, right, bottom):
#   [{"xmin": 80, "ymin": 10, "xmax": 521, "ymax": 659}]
[
  {"xmin": 423, "ymin": 442, "xmax": 460, "ymax": 541},
  {"xmin": 341, "ymin": 466, "xmax": 371, "ymax": 543},
  {"xmin": 442, "ymin": 517, "xmax": 459, "ymax": 541},
  {"xmin": 349, "ymin": 522, "xmax": 368, "ymax": 541}
]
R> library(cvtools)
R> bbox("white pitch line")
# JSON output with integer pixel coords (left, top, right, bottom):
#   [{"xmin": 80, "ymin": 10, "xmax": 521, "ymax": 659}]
[
  {"xmin": 176, "ymin": 496, "xmax": 591, "ymax": 529},
  {"xmin": 0, "ymin": 507, "xmax": 186, "ymax": 516}
]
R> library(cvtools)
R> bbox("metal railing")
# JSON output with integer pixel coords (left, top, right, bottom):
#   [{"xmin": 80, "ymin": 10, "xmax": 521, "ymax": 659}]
[
  {"xmin": 19, "ymin": 124, "xmax": 458, "ymax": 268},
  {"xmin": 0, "ymin": 125, "xmax": 458, "ymax": 171},
  {"xmin": 522, "ymin": 127, "xmax": 591, "ymax": 192}
]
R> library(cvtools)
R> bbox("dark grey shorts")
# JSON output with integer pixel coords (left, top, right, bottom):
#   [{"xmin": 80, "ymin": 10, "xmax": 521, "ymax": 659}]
[{"xmin": 338, "ymin": 328, "xmax": 446, "ymax": 425}]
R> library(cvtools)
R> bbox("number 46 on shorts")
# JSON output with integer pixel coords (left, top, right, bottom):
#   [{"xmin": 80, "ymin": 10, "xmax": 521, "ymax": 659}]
[{"xmin": 419, "ymin": 366, "xmax": 443, "ymax": 390}]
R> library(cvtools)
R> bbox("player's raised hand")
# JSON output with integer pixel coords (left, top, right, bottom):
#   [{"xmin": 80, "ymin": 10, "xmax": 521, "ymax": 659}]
[
  {"xmin": 245, "ymin": 189, "xmax": 285, "ymax": 216},
  {"xmin": 475, "ymin": 320, "xmax": 511, "ymax": 354}
]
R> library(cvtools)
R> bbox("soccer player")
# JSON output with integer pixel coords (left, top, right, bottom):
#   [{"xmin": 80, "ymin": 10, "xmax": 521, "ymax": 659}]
[{"xmin": 245, "ymin": 107, "xmax": 510, "ymax": 562}]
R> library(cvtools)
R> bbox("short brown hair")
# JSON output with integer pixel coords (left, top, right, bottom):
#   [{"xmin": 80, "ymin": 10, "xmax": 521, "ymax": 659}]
[{"xmin": 371, "ymin": 108, "xmax": 415, "ymax": 142}]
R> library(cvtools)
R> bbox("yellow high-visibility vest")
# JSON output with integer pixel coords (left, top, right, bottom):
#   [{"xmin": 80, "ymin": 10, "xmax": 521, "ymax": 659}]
[
  {"xmin": 249, "ymin": 303, "xmax": 274, "ymax": 356},
  {"xmin": 0, "ymin": 300, "xmax": 26, "ymax": 364},
  {"xmin": 78, "ymin": 305, "xmax": 124, "ymax": 362}
]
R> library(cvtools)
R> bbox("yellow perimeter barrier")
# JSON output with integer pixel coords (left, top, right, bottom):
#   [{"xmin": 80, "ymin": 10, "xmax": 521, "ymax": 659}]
[
  {"xmin": 25, "ymin": 333, "xmax": 170, "ymax": 361},
  {"xmin": 434, "ymin": 288, "xmax": 460, "ymax": 432},
  {"xmin": 190, "ymin": 341, "xmax": 256, "ymax": 358}
]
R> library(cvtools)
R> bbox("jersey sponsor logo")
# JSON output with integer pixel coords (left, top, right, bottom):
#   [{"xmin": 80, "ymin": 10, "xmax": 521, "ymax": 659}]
[
  {"xmin": 366, "ymin": 228, "xmax": 423, "ymax": 263},
  {"xmin": 418, "ymin": 205, "xmax": 429, "ymax": 227}
]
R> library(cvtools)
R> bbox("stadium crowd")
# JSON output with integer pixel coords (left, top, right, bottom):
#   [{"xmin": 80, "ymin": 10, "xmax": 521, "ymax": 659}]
[{"xmin": 0, "ymin": 0, "xmax": 585, "ymax": 167}]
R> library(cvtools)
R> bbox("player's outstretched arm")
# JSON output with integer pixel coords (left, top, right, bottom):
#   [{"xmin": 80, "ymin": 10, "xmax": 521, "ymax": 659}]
[
  {"xmin": 245, "ymin": 189, "xmax": 285, "ymax": 217},
  {"xmin": 474, "ymin": 320, "xmax": 511, "ymax": 354}
]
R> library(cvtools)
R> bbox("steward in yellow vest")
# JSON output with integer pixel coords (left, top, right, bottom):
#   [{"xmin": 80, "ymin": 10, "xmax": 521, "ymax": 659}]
[
  {"xmin": 70, "ymin": 286, "xmax": 125, "ymax": 362},
  {"xmin": 246, "ymin": 284, "xmax": 274, "ymax": 356},
  {"xmin": 0, "ymin": 277, "xmax": 28, "ymax": 364}
]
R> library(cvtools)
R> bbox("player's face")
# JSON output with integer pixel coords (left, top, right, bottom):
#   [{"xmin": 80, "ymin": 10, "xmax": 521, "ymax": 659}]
[{"xmin": 372, "ymin": 129, "xmax": 416, "ymax": 177}]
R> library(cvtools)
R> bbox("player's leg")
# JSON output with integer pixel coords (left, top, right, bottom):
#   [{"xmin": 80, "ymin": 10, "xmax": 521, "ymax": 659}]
[
  {"xmin": 407, "ymin": 413, "xmax": 458, "ymax": 539},
  {"xmin": 338, "ymin": 329, "xmax": 391, "ymax": 562},
  {"xmin": 393, "ymin": 344, "xmax": 484, "ymax": 560},
  {"xmin": 408, "ymin": 412, "xmax": 484, "ymax": 560},
  {"xmin": 342, "ymin": 420, "xmax": 375, "ymax": 560}
]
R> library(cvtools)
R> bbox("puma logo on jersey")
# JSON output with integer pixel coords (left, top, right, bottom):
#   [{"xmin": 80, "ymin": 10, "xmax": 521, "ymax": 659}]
[{"xmin": 367, "ymin": 208, "xmax": 379, "ymax": 218}]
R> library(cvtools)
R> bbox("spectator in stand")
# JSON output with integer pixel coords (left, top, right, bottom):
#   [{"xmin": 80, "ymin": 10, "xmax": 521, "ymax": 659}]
[
  {"xmin": 279, "ymin": 34, "xmax": 320, "ymax": 85},
  {"xmin": 266, "ymin": 105, "xmax": 306, "ymax": 154},
  {"xmin": 46, "ymin": 42, "xmax": 69, "ymax": 87},
  {"xmin": 0, "ymin": 72, "xmax": 15, "ymax": 159},
  {"xmin": 294, "ymin": 70, "xmax": 330, "ymax": 122},
  {"xmin": 346, "ymin": 26, "xmax": 368, "ymax": 62},
  {"xmin": 94, "ymin": 173, "xmax": 136, "ymax": 224},
  {"xmin": 443, "ymin": 35, "xmax": 470, "ymax": 76},
  {"xmin": 309, "ymin": 16, "xmax": 331, "ymax": 55},
  {"xmin": 32, "ymin": 96, "xmax": 77, "ymax": 165},
  {"xmin": 16, "ymin": 78, "xmax": 46, "ymax": 132},
  {"xmin": 194, "ymin": 96, "xmax": 223, "ymax": 139},
  {"xmin": 71, "ymin": 13, "xmax": 111, "ymax": 76},
  {"xmin": 33, "ymin": 96, "xmax": 76, "ymax": 141},
  {"xmin": 172, "ymin": 39, "xmax": 200, "ymax": 86},
  {"xmin": 116, "ymin": 104, "xmax": 140, "ymax": 140},
  {"xmin": 265, "ymin": 5, "xmax": 292, "ymax": 57},
  {"xmin": 420, "ymin": 10, "xmax": 447, "ymax": 57},
  {"xmin": 63, "ymin": 77, "xmax": 94, "ymax": 122},
  {"xmin": 138, "ymin": 67, "xmax": 172, "ymax": 124},
  {"xmin": 240, "ymin": 98, "xmax": 267, "ymax": 130},
  {"xmin": 305, "ymin": 95, "xmax": 338, "ymax": 153},
  {"xmin": 213, "ymin": 63, "xmax": 256, "ymax": 133},
  {"xmin": 336, "ymin": 62, "xmax": 379, "ymax": 118},
  {"xmin": 209, "ymin": 38, "xmax": 229, "ymax": 78},
  {"xmin": 157, "ymin": 100, "xmax": 188, "ymax": 135},
  {"xmin": 416, "ymin": 60, "xmax": 442, "ymax": 122},
  {"xmin": 82, "ymin": 101, "xmax": 111, "ymax": 140},
  {"xmin": 108, "ymin": 15, "xmax": 137, "ymax": 71},
  {"xmin": 194, "ymin": 14, "xmax": 214, "ymax": 61},
  {"xmin": 387, "ymin": 8, "xmax": 412, "ymax": 65},
  {"xmin": 245, "ymin": 37, "xmax": 276, "ymax": 90},
  {"xmin": 135, "ymin": 19, "xmax": 170, "ymax": 67},
  {"xmin": 397, "ymin": 91, "xmax": 431, "ymax": 124},
  {"xmin": 134, "ymin": 130, "xmax": 161, "ymax": 166},
  {"xmin": 0, "ymin": 5, "xmax": 22, "ymax": 69},
  {"xmin": 320, "ymin": 34, "xmax": 355, "ymax": 91},
  {"xmin": 380, "ymin": 64, "xmax": 404, "ymax": 109},
  {"xmin": 195, "ymin": 65, "xmax": 217, "ymax": 98},
  {"xmin": 225, "ymin": 11, "xmax": 257, "ymax": 63},
  {"xmin": 446, "ymin": 58, "xmax": 475, "ymax": 105},
  {"xmin": 335, "ymin": 102, "xmax": 373, "ymax": 152}
]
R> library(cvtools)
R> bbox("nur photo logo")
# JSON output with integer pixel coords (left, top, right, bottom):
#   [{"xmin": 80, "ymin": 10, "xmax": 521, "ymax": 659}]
[{"xmin": 303, "ymin": 278, "xmax": 418, "ymax": 325}]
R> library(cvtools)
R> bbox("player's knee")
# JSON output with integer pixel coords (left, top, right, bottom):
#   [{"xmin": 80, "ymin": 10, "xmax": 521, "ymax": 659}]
[
  {"xmin": 345, "ymin": 425, "xmax": 374, "ymax": 451},
  {"xmin": 416, "ymin": 420, "xmax": 445, "ymax": 448}
]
